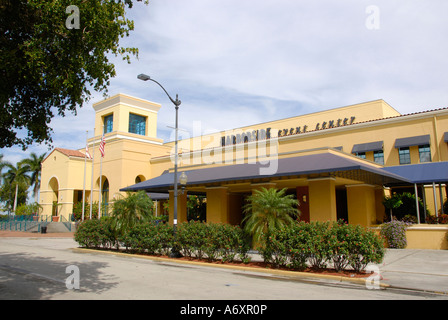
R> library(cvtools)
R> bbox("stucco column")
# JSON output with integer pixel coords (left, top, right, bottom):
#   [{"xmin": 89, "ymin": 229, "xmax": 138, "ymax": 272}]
[
  {"xmin": 346, "ymin": 184, "xmax": 376, "ymax": 227},
  {"xmin": 308, "ymin": 177, "xmax": 337, "ymax": 222},
  {"xmin": 206, "ymin": 187, "xmax": 229, "ymax": 223}
]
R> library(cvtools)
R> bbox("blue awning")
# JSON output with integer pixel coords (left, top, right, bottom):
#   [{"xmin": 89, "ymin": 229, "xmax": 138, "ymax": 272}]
[
  {"xmin": 352, "ymin": 141, "xmax": 383, "ymax": 153},
  {"xmin": 384, "ymin": 162, "xmax": 448, "ymax": 184},
  {"xmin": 121, "ymin": 152, "xmax": 409, "ymax": 192},
  {"xmin": 394, "ymin": 135, "xmax": 430, "ymax": 148}
]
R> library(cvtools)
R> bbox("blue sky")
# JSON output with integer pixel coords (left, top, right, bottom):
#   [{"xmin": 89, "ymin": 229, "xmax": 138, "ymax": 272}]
[{"xmin": 2, "ymin": 0, "xmax": 448, "ymax": 166}]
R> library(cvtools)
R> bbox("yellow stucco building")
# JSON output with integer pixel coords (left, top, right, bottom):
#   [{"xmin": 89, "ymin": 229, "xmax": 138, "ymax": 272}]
[{"xmin": 39, "ymin": 94, "xmax": 448, "ymax": 247}]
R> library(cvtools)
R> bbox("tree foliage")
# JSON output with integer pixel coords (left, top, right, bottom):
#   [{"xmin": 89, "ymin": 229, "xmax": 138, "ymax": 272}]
[
  {"xmin": 242, "ymin": 187, "xmax": 300, "ymax": 247},
  {"xmin": 111, "ymin": 190, "xmax": 154, "ymax": 235},
  {"xmin": 0, "ymin": 0, "xmax": 148, "ymax": 149}
]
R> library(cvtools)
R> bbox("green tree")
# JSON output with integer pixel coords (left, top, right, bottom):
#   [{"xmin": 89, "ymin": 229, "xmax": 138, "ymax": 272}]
[
  {"xmin": 21, "ymin": 152, "xmax": 46, "ymax": 203},
  {"xmin": 242, "ymin": 187, "xmax": 300, "ymax": 247},
  {"xmin": 0, "ymin": 0, "xmax": 148, "ymax": 149},
  {"xmin": 383, "ymin": 195, "xmax": 402, "ymax": 221},
  {"xmin": 111, "ymin": 191, "xmax": 154, "ymax": 236},
  {"xmin": 2, "ymin": 162, "xmax": 31, "ymax": 213}
]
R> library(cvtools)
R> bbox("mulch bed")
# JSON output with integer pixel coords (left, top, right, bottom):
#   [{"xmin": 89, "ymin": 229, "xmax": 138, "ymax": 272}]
[{"xmin": 87, "ymin": 247, "xmax": 373, "ymax": 279}]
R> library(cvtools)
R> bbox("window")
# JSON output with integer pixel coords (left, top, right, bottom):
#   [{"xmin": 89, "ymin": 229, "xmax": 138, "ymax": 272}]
[
  {"xmin": 129, "ymin": 113, "xmax": 146, "ymax": 136},
  {"xmin": 355, "ymin": 152, "xmax": 366, "ymax": 159},
  {"xmin": 104, "ymin": 114, "xmax": 113, "ymax": 133},
  {"xmin": 374, "ymin": 150, "xmax": 384, "ymax": 165},
  {"xmin": 399, "ymin": 147, "xmax": 411, "ymax": 165},
  {"xmin": 419, "ymin": 145, "xmax": 431, "ymax": 163}
]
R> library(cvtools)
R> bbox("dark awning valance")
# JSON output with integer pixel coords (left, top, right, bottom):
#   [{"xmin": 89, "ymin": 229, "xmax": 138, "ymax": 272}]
[
  {"xmin": 394, "ymin": 134, "xmax": 430, "ymax": 148},
  {"xmin": 351, "ymin": 141, "xmax": 383, "ymax": 153},
  {"xmin": 121, "ymin": 151, "xmax": 409, "ymax": 193}
]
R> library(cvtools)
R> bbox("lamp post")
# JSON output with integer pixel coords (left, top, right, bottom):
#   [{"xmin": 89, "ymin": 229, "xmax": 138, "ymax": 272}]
[{"xmin": 138, "ymin": 73, "xmax": 183, "ymax": 258}]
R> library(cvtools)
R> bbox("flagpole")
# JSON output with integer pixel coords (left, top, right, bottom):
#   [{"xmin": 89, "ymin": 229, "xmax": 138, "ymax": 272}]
[
  {"xmin": 98, "ymin": 151, "xmax": 103, "ymax": 219},
  {"xmin": 98, "ymin": 127, "xmax": 105, "ymax": 219},
  {"xmin": 89, "ymin": 128, "xmax": 96, "ymax": 220},
  {"xmin": 82, "ymin": 130, "xmax": 88, "ymax": 221}
]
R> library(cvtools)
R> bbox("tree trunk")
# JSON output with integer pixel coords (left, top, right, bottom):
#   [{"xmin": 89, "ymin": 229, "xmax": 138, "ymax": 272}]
[{"xmin": 13, "ymin": 183, "xmax": 18, "ymax": 214}]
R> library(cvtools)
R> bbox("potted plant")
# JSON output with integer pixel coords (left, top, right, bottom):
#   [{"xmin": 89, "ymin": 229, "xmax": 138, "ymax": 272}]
[{"xmin": 52, "ymin": 215, "xmax": 59, "ymax": 222}]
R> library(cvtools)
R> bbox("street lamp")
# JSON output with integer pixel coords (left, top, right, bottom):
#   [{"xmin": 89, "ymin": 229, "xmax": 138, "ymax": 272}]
[
  {"xmin": 138, "ymin": 73, "xmax": 182, "ymax": 258},
  {"xmin": 179, "ymin": 171, "xmax": 188, "ymax": 194}
]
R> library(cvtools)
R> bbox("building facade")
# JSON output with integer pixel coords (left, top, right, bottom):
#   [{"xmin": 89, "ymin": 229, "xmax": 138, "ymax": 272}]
[{"xmin": 39, "ymin": 94, "xmax": 448, "ymax": 230}]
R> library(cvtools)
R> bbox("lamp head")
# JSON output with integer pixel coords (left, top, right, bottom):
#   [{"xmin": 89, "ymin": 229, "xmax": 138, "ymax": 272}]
[
  {"xmin": 137, "ymin": 73, "xmax": 151, "ymax": 81},
  {"xmin": 179, "ymin": 171, "xmax": 188, "ymax": 185}
]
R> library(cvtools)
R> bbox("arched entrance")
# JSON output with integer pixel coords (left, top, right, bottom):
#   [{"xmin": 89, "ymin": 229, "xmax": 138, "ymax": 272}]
[
  {"xmin": 101, "ymin": 178, "xmax": 109, "ymax": 216},
  {"xmin": 48, "ymin": 177, "xmax": 59, "ymax": 217}
]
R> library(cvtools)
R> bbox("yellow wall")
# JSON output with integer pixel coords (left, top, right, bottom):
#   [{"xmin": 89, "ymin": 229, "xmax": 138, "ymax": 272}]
[
  {"xmin": 347, "ymin": 185, "xmax": 377, "ymax": 227},
  {"xmin": 206, "ymin": 187, "xmax": 229, "ymax": 223},
  {"xmin": 40, "ymin": 150, "xmax": 92, "ymax": 218},
  {"xmin": 405, "ymin": 225, "xmax": 448, "ymax": 250},
  {"xmin": 308, "ymin": 178, "xmax": 337, "ymax": 222}
]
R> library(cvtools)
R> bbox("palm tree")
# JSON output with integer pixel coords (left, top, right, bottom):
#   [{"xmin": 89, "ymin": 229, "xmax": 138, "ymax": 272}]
[
  {"xmin": 21, "ymin": 152, "xmax": 46, "ymax": 203},
  {"xmin": 111, "ymin": 190, "xmax": 154, "ymax": 235},
  {"xmin": 3, "ymin": 162, "xmax": 31, "ymax": 214},
  {"xmin": 242, "ymin": 187, "xmax": 300, "ymax": 247}
]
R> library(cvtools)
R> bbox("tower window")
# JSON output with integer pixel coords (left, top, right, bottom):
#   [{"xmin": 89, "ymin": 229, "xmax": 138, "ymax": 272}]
[
  {"xmin": 129, "ymin": 113, "xmax": 146, "ymax": 136},
  {"xmin": 104, "ymin": 114, "xmax": 113, "ymax": 133}
]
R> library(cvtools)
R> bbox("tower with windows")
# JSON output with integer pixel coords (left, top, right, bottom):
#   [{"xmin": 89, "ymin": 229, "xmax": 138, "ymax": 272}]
[{"xmin": 39, "ymin": 93, "xmax": 171, "ymax": 219}]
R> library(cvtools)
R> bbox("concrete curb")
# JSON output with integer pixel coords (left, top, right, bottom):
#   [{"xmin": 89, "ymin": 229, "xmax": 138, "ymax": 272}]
[{"xmin": 72, "ymin": 247, "xmax": 388, "ymax": 289}]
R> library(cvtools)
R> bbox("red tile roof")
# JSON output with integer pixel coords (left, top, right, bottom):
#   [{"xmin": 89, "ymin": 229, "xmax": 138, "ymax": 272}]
[{"xmin": 54, "ymin": 148, "xmax": 85, "ymax": 158}]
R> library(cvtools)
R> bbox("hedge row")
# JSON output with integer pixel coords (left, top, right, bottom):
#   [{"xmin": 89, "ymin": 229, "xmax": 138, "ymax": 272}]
[
  {"xmin": 74, "ymin": 219, "xmax": 385, "ymax": 272},
  {"xmin": 74, "ymin": 219, "xmax": 252, "ymax": 263},
  {"xmin": 260, "ymin": 220, "xmax": 385, "ymax": 272}
]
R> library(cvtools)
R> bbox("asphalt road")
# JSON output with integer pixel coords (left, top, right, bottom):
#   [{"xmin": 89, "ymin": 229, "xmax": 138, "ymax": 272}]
[{"xmin": 1, "ymin": 236, "xmax": 446, "ymax": 305}]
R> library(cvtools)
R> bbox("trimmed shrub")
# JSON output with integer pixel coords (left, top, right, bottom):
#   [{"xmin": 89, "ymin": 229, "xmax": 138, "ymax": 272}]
[
  {"xmin": 346, "ymin": 224, "xmax": 385, "ymax": 272},
  {"xmin": 260, "ymin": 220, "xmax": 385, "ymax": 272},
  {"xmin": 326, "ymin": 221, "xmax": 351, "ymax": 272},
  {"xmin": 120, "ymin": 222, "xmax": 159, "ymax": 254},
  {"xmin": 74, "ymin": 218, "xmax": 116, "ymax": 249},
  {"xmin": 177, "ymin": 221, "xmax": 250, "ymax": 263}
]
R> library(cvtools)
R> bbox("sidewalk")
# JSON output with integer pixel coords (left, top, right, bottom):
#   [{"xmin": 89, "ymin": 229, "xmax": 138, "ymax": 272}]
[
  {"xmin": 1, "ymin": 230, "xmax": 447, "ymax": 296},
  {"xmin": 378, "ymin": 249, "xmax": 448, "ymax": 295},
  {"xmin": 0, "ymin": 230, "xmax": 74, "ymax": 238}
]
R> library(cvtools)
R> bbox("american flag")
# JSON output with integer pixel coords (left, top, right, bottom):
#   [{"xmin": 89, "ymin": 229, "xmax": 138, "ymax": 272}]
[
  {"xmin": 99, "ymin": 134, "xmax": 106, "ymax": 157},
  {"xmin": 85, "ymin": 144, "xmax": 92, "ymax": 159}
]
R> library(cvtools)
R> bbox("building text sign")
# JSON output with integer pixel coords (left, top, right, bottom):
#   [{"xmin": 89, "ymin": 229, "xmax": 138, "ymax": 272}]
[{"xmin": 221, "ymin": 116, "xmax": 356, "ymax": 147}]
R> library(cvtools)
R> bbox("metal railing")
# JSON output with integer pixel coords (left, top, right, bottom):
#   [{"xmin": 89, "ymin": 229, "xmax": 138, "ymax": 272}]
[{"xmin": 0, "ymin": 214, "xmax": 73, "ymax": 233}]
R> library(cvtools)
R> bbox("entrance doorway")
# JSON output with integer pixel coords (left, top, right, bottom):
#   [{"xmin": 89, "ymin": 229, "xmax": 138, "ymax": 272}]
[{"xmin": 336, "ymin": 188, "xmax": 348, "ymax": 223}]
